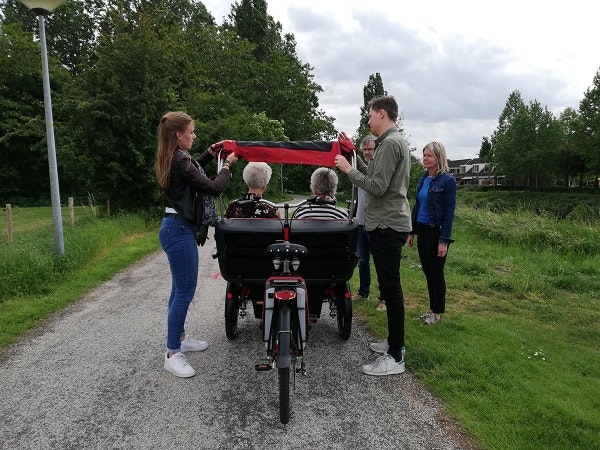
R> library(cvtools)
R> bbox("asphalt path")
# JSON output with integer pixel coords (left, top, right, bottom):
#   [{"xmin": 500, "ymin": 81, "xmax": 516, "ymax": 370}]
[{"xmin": 0, "ymin": 232, "xmax": 477, "ymax": 450}]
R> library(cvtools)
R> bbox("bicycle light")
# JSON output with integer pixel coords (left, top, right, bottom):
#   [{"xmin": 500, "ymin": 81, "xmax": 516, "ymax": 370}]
[
  {"xmin": 272, "ymin": 256, "xmax": 281, "ymax": 270},
  {"xmin": 292, "ymin": 256, "xmax": 301, "ymax": 271}
]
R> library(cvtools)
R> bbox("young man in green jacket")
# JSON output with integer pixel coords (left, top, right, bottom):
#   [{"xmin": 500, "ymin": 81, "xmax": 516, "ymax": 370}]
[{"xmin": 335, "ymin": 95, "xmax": 411, "ymax": 376}]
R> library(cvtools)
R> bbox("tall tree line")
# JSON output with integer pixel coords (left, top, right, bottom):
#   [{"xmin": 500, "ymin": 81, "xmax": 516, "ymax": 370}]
[
  {"xmin": 484, "ymin": 68, "xmax": 600, "ymax": 188},
  {"xmin": 0, "ymin": 0, "xmax": 336, "ymax": 209}
]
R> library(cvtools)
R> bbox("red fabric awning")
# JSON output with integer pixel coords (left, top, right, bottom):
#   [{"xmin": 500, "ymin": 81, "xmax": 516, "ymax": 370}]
[{"xmin": 220, "ymin": 138, "xmax": 356, "ymax": 167}]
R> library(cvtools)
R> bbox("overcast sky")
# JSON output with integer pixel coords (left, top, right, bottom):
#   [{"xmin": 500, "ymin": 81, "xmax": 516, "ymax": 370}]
[{"xmin": 201, "ymin": 0, "xmax": 599, "ymax": 160}]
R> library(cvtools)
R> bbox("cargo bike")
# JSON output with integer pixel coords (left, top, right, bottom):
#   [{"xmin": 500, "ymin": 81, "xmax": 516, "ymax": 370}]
[{"xmin": 212, "ymin": 139, "xmax": 359, "ymax": 424}]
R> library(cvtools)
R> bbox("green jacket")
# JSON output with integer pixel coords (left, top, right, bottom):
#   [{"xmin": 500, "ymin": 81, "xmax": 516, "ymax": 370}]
[{"xmin": 348, "ymin": 127, "xmax": 412, "ymax": 232}]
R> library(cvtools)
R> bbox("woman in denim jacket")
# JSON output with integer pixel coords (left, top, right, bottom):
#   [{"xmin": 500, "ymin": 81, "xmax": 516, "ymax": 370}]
[{"xmin": 406, "ymin": 141, "xmax": 456, "ymax": 325}]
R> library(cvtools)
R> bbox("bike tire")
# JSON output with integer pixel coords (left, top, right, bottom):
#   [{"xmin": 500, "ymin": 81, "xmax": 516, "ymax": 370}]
[
  {"xmin": 224, "ymin": 284, "xmax": 239, "ymax": 340},
  {"xmin": 336, "ymin": 296, "xmax": 352, "ymax": 340},
  {"xmin": 277, "ymin": 303, "xmax": 292, "ymax": 424},
  {"xmin": 278, "ymin": 367, "xmax": 290, "ymax": 424}
]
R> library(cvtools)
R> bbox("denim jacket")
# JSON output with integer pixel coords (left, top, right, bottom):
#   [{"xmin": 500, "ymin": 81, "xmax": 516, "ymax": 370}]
[{"xmin": 410, "ymin": 171, "xmax": 456, "ymax": 243}]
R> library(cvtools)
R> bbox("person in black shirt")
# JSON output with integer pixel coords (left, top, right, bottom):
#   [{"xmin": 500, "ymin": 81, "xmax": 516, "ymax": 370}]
[{"xmin": 224, "ymin": 162, "xmax": 279, "ymax": 218}]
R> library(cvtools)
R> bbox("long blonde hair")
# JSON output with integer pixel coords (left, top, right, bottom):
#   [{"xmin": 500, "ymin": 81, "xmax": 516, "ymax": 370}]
[
  {"xmin": 424, "ymin": 141, "xmax": 450, "ymax": 174},
  {"xmin": 155, "ymin": 111, "xmax": 193, "ymax": 188}
]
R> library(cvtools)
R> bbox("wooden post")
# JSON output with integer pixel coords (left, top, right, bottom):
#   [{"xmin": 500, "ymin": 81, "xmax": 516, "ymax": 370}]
[
  {"xmin": 6, "ymin": 204, "xmax": 13, "ymax": 243},
  {"xmin": 68, "ymin": 196, "xmax": 74, "ymax": 226},
  {"xmin": 106, "ymin": 198, "xmax": 111, "ymax": 217}
]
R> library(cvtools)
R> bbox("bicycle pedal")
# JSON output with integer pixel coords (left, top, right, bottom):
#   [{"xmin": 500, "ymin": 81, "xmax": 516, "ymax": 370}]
[{"xmin": 255, "ymin": 363, "xmax": 272, "ymax": 371}]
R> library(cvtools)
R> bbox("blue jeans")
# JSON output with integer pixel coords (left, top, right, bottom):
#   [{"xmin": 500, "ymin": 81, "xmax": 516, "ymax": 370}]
[
  {"xmin": 356, "ymin": 225, "xmax": 371, "ymax": 298},
  {"xmin": 159, "ymin": 217, "xmax": 199, "ymax": 353},
  {"xmin": 369, "ymin": 227, "xmax": 408, "ymax": 362}
]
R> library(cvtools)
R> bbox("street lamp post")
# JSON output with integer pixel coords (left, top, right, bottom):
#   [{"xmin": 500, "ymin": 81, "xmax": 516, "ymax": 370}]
[{"xmin": 20, "ymin": 0, "xmax": 66, "ymax": 256}]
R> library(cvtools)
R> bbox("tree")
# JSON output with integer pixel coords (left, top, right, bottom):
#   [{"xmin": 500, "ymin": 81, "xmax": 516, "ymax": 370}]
[
  {"xmin": 558, "ymin": 107, "xmax": 586, "ymax": 186},
  {"xmin": 56, "ymin": 3, "xmax": 188, "ymax": 209},
  {"xmin": 1, "ymin": 0, "xmax": 108, "ymax": 76},
  {"xmin": 1, "ymin": 0, "xmax": 339, "ymax": 205},
  {"xmin": 228, "ymin": 0, "xmax": 279, "ymax": 62},
  {"xmin": 226, "ymin": 0, "xmax": 335, "ymax": 140},
  {"xmin": 359, "ymin": 73, "xmax": 386, "ymax": 133},
  {"xmin": 0, "ymin": 21, "xmax": 70, "ymax": 203},
  {"xmin": 479, "ymin": 136, "xmax": 492, "ymax": 160},
  {"xmin": 490, "ymin": 96, "xmax": 563, "ymax": 186},
  {"xmin": 574, "ymin": 67, "xmax": 600, "ymax": 180}
]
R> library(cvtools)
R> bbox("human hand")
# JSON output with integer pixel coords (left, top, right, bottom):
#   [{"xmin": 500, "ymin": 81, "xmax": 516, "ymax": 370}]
[
  {"xmin": 226, "ymin": 153, "xmax": 238, "ymax": 165},
  {"xmin": 437, "ymin": 242, "xmax": 448, "ymax": 257},
  {"xmin": 338, "ymin": 131, "xmax": 351, "ymax": 141},
  {"xmin": 334, "ymin": 154, "xmax": 352, "ymax": 174},
  {"xmin": 406, "ymin": 235, "xmax": 414, "ymax": 247}
]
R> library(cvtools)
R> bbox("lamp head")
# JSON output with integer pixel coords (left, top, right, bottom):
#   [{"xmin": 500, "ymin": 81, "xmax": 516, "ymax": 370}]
[{"xmin": 20, "ymin": 0, "xmax": 66, "ymax": 14}]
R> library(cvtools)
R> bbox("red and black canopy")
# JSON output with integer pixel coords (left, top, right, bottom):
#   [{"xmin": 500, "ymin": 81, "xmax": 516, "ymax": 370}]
[{"xmin": 220, "ymin": 138, "xmax": 356, "ymax": 167}]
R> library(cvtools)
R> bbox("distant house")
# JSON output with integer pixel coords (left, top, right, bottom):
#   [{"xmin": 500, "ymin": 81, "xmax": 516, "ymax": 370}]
[{"xmin": 448, "ymin": 157, "xmax": 504, "ymax": 186}]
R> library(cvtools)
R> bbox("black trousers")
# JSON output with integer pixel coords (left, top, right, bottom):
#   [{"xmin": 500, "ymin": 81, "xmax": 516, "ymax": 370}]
[
  {"xmin": 416, "ymin": 224, "xmax": 448, "ymax": 314},
  {"xmin": 369, "ymin": 227, "xmax": 408, "ymax": 362}
]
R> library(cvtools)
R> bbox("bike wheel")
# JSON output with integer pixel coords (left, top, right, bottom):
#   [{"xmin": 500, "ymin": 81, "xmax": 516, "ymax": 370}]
[
  {"xmin": 278, "ymin": 367, "xmax": 290, "ymax": 424},
  {"xmin": 336, "ymin": 295, "xmax": 352, "ymax": 340},
  {"xmin": 224, "ymin": 284, "xmax": 239, "ymax": 340},
  {"xmin": 277, "ymin": 303, "xmax": 292, "ymax": 424}
]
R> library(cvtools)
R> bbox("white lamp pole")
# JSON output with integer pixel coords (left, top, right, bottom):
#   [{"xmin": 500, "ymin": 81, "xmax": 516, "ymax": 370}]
[{"xmin": 20, "ymin": 0, "xmax": 66, "ymax": 256}]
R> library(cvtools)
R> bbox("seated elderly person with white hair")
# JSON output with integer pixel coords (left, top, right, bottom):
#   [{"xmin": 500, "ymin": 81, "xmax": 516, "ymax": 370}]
[
  {"xmin": 292, "ymin": 167, "xmax": 349, "ymax": 219},
  {"xmin": 224, "ymin": 162, "xmax": 279, "ymax": 218}
]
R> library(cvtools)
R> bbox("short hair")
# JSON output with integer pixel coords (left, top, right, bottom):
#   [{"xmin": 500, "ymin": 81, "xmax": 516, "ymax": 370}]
[
  {"xmin": 424, "ymin": 141, "xmax": 450, "ymax": 174},
  {"xmin": 310, "ymin": 167, "xmax": 338, "ymax": 196},
  {"xmin": 242, "ymin": 162, "xmax": 272, "ymax": 189},
  {"xmin": 369, "ymin": 95, "xmax": 398, "ymax": 122},
  {"xmin": 360, "ymin": 134, "xmax": 376, "ymax": 151}
]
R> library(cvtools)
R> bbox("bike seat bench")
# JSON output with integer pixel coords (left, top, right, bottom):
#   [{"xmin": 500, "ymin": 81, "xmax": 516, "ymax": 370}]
[{"xmin": 214, "ymin": 218, "xmax": 358, "ymax": 285}]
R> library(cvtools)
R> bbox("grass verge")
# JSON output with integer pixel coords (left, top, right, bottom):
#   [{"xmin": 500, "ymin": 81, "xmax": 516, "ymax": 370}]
[{"xmin": 353, "ymin": 203, "xmax": 600, "ymax": 450}]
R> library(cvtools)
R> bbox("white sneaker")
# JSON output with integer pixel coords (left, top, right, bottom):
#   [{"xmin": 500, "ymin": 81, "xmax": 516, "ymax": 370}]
[
  {"xmin": 369, "ymin": 340, "xmax": 405, "ymax": 360},
  {"xmin": 369, "ymin": 339, "xmax": 389, "ymax": 354},
  {"xmin": 362, "ymin": 354, "xmax": 405, "ymax": 376},
  {"xmin": 164, "ymin": 352, "xmax": 195, "ymax": 378},
  {"xmin": 376, "ymin": 300, "xmax": 386, "ymax": 311},
  {"xmin": 180, "ymin": 335, "xmax": 208, "ymax": 352}
]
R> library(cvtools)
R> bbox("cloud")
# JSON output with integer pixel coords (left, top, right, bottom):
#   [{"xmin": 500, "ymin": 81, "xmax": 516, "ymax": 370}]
[{"xmin": 202, "ymin": 0, "xmax": 599, "ymax": 159}]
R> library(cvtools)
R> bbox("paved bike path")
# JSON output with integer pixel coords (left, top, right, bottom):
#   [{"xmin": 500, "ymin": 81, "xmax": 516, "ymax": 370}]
[{"xmin": 0, "ymin": 235, "xmax": 477, "ymax": 450}]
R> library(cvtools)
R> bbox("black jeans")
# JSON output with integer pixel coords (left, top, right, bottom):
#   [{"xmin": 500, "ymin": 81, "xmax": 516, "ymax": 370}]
[
  {"xmin": 416, "ymin": 224, "xmax": 447, "ymax": 314},
  {"xmin": 369, "ymin": 227, "xmax": 408, "ymax": 362}
]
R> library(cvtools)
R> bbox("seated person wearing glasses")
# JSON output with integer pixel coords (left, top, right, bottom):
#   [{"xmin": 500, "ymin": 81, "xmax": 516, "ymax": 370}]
[
  {"xmin": 292, "ymin": 167, "xmax": 349, "ymax": 219},
  {"xmin": 224, "ymin": 162, "xmax": 279, "ymax": 218}
]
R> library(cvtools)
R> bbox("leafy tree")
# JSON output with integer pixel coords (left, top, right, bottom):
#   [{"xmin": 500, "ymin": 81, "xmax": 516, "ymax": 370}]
[
  {"xmin": 56, "ymin": 3, "xmax": 186, "ymax": 210},
  {"xmin": 228, "ymin": 0, "xmax": 279, "ymax": 62},
  {"xmin": 574, "ymin": 67, "xmax": 600, "ymax": 179},
  {"xmin": 490, "ymin": 96, "xmax": 563, "ymax": 186},
  {"xmin": 558, "ymin": 107, "xmax": 586, "ymax": 186},
  {"xmin": 479, "ymin": 136, "xmax": 492, "ymax": 159},
  {"xmin": 226, "ymin": 0, "xmax": 335, "ymax": 140},
  {"xmin": 0, "ymin": 21, "xmax": 70, "ymax": 203},
  {"xmin": 1, "ymin": 0, "xmax": 107, "ymax": 76},
  {"xmin": 359, "ymin": 72, "xmax": 386, "ymax": 133}
]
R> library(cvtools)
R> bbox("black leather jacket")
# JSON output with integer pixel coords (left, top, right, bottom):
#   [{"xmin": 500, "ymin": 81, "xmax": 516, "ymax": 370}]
[{"xmin": 164, "ymin": 149, "xmax": 231, "ymax": 223}]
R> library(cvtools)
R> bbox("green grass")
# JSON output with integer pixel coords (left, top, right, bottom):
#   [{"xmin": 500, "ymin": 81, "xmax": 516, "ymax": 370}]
[
  {"xmin": 0, "ymin": 208, "xmax": 159, "ymax": 348},
  {"xmin": 353, "ymin": 198, "xmax": 600, "ymax": 450}
]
